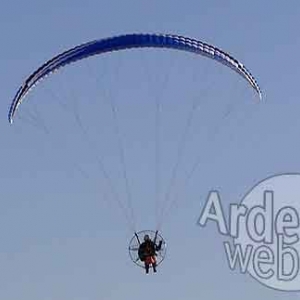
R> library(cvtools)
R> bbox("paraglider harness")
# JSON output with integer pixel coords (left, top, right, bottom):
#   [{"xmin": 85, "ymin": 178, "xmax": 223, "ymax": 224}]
[{"xmin": 137, "ymin": 231, "xmax": 162, "ymax": 273}]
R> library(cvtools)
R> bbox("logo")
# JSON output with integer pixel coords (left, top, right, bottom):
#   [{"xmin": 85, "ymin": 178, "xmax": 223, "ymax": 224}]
[{"xmin": 197, "ymin": 173, "xmax": 300, "ymax": 291}]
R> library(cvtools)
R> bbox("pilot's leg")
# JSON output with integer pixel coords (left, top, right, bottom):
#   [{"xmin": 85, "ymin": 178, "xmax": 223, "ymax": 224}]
[
  {"xmin": 152, "ymin": 256, "xmax": 157, "ymax": 273},
  {"xmin": 152, "ymin": 263, "xmax": 157, "ymax": 273},
  {"xmin": 145, "ymin": 261, "xmax": 149, "ymax": 274}
]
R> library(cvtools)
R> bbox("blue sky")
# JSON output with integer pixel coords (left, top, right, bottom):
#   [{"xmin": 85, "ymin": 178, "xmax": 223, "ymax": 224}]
[{"xmin": 1, "ymin": 0, "xmax": 300, "ymax": 299}]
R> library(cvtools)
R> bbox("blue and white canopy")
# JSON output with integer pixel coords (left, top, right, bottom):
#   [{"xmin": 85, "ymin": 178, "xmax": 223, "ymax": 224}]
[{"xmin": 8, "ymin": 33, "xmax": 262, "ymax": 123}]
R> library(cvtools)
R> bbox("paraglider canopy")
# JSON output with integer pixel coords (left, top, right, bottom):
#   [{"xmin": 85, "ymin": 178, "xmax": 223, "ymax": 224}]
[{"xmin": 8, "ymin": 33, "xmax": 262, "ymax": 123}]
